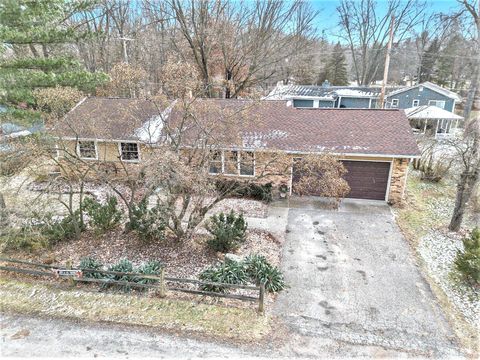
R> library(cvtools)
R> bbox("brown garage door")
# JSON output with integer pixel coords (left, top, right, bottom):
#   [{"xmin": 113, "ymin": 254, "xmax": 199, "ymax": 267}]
[
  {"xmin": 341, "ymin": 161, "xmax": 390, "ymax": 200},
  {"xmin": 292, "ymin": 160, "xmax": 391, "ymax": 201}
]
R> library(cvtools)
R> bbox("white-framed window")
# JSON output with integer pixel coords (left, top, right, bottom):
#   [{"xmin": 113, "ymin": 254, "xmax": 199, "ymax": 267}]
[
  {"xmin": 119, "ymin": 142, "xmax": 140, "ymax": 162},
  {"xmin": 412, "ymin": 99, "xmax": 420, "ymax": 107},
  {"xmin": 391, "ymin": 99, "xmax": 399, "ymax": 108},
  {"xmin": 77, "ymin": 140, "xmax": 97, "ymax": 159},
  {"xmin": 208, "ymin": 150, "xmax": 255, "ymax": 177},
  {"xmin": 224, "ymin": 150, "xmax": 239, "ymax": 175},
  {"xmin": 209, "ymin": 150, "xmax": 222, "ymax": 174},
  {"xmin": 428, "ymin": 100, "xmax": 445, "ymax": 109},
  {"xmin": 239, "ymin": 151, "xmax": 255, "ymax": 176}
]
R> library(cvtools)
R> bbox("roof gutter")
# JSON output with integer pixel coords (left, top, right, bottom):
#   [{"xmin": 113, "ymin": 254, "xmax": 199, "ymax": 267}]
[{"xmin": 282, "ymin": 149, "xmax": 420, "ymax": 159}]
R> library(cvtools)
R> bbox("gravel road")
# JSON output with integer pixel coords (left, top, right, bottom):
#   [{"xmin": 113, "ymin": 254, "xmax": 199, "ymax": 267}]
[{"xmin": 1, "ymin": 313, "xmax": 422, "ymax": 358}]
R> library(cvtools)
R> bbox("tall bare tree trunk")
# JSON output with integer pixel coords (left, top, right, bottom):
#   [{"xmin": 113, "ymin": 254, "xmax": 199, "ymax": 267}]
[{"xmin": 449, "ymin": 170, "xmax": 479, "ymax": 231}]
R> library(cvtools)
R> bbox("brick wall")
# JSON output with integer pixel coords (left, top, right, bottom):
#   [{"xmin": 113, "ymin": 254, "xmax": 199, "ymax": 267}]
[
  {"xmin": 58, "ymin": 140, "xmax": 411, "ymax": 203},
  {"xmin": 387, "ymin": 158, "xmax": 409, "ymax": 205}
]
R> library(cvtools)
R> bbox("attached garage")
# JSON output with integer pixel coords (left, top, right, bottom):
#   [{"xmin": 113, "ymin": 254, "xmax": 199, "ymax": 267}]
[
  {"xmin": 341, "ymin": 161, "xmax": 391, "ymax": 200},
  {"xmin": 292, "ymin": 160, "xmax": 392, "ymax": 201}
]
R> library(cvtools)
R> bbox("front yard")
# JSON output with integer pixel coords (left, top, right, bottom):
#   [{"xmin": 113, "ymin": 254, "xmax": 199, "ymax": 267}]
[
  {"xmin": 0, "ymin": 277, "xmax": 270, "ymax": 341},
  {"xmin": 0, "ymin": 167, "xmax": 286, "ymax": 341},
  {"xmin": 395, "ymin": 170, "xmax": 479, "ymax": 351}
]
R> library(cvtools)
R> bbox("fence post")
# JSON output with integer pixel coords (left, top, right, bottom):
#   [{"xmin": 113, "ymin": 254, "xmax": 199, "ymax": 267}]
[
  {"xmin": 66, "ymin": 260, "xmax": 75, "ymax": 288},
  {"xmin": 158, "ymin": 267, "xmax": 166, "ymax": 298},
  {"xmin": 258, "ymin": 283, "xmax": 265, "ymax": 314}
]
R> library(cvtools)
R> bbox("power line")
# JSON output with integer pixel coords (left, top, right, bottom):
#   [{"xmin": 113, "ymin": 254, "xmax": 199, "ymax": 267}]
[{"xmin": 304, "ymin": 48, "xmax": 478, "ymax": 60}]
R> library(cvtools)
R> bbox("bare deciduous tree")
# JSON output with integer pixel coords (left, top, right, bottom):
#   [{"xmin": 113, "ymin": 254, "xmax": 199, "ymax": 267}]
[
  {"xmin": 337, "ymin": 0, "xmax": 427, "ymax": 85},
  {"xmin": 292, "ymin": 154, "xmax": 350, "ymax": 208},
  {"xmin": 160, "ymin": 0, "xmax": 318, "ymax": 97}
]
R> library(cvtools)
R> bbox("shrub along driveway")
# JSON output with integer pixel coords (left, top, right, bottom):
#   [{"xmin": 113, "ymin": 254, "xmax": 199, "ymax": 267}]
[{"xmin": 274, "ymin": 197, "xmax": 462, "ymax": 357}]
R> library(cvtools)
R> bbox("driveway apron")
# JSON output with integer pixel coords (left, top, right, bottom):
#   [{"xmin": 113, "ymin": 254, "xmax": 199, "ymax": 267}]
[{"xmin": 274, "ymin": 202, "xmax": 461, "ymax": 356}]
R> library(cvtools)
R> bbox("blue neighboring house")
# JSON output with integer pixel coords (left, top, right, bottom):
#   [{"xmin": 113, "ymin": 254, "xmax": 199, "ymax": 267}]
[
  {"xmin": 265, "ymin": 82, "xmax": 382, "ymax": 109},
  {"xmin": 385, "ymin": 82, "xmax": 461, "ymax": 112},
  {"xmin": 266, "ymin": 81, "xmax": 461, "ymax": 112}
]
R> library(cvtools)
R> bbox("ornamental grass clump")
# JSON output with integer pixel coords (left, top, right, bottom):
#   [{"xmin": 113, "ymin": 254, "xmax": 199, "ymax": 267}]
[
  {"xmin": 137, "ymin": 260, "xmax": 163, "ymax": 284},
  {"xmin": 199, "ymin": 259, "xmax": 248, "ymax": 293},
  {"xmin": 106, "ymin": 258, "xmax": 136, "ymax": 291},
  {"xmin": 79, "ymin": 257, "xmax": 104, "ymax": 279},
  {"xmin": 199, "ymin": 255, "xmax": 286, "ymax": 293},
  {"xmin": 244, "ymin": 254, "xmax": 286, "ymax": 293}
]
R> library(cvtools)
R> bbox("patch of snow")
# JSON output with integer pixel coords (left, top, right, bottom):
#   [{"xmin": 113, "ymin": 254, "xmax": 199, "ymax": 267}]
[
  {"xmin": 418, "ymin": 230, "xmax": 480, "ymax": 329},
  {"xmin": 242, "ymin": 130, "xmax": 288, "ymax": 148},
  {"xmin": 334, "ymin": 89, "xmax": 376, "ymax": 97},
  {"xmin": 4, "ymin": 130, "xmax": 32, "ymax": 138},
  {"xmin": 404, "ymin": 106, "xmax": 463, "ymax": 120},
  {"xmin": 134, "ymin": 101, "xmax": 175, "ymax": 143}
]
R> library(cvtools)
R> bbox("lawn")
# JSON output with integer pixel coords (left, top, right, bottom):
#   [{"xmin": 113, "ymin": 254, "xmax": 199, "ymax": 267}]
[
  {"xmin": 0, "ymin": 277, "xmax": 271, "ymax": 341},
  {"xmin": 395, "ymin": 170, "xmax": 457, "ymax": 243},
  {"xmin": 394, "ymin": 169, "xmax": 479, "ymax": 353}
]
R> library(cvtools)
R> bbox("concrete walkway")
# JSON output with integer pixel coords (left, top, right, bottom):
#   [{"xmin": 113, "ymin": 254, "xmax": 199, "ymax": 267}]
[{"xmin": 273, "ymin": 197, "xmax": 462, "ymax": 357}]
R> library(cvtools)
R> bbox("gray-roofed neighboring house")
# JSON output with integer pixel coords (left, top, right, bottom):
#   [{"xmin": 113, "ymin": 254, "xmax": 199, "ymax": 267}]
[
  {"xmin": 265, "ymin": 82, "xmax": 398, "ymax": 109},
  {"xmin": 266, "ymin": 81, "xmax": 462, "ymax": 113}
]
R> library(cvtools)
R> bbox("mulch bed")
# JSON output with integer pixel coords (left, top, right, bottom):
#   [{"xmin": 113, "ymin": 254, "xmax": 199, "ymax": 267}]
[
  {"xmin": 45, "ymin": 229, "xmax": 216, "ymax": 279},
  {"xmin": 10, "ymin": 227, "xmax": 282, "ymax": 279}
]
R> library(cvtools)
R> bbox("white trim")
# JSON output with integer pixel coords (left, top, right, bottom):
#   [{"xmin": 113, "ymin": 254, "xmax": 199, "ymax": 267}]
[
  {"xmin": 412, "ymin": 99, "xmax": 420, "ymax": 107},
  {"xmin": 387, "ymin": 82, "xmax": 461, "ymax": 102},
  {"xmin": 60, "ymin": 137, "xmax": 420, "ymax": 160},
  {"xmin": 118, "ymin": 142, "xmax": 141, "ymax": 163},
  {"xmin": 385, "ymin": 160, "xmax": 393, "ymax": 202},
  {"xmin": 63, "ymin": 97, "xmax": 88, "ymax": 118},
  {"xmin": 285, "ymin": 95, "xmax": 336, "ymax": 101},
  {"xmin": 428, "ymin": 100, "xmax": 446, "ymax": 109},
  {"xmin": 283, "ymin": 149, "xmax": 420, "ymax": 159},
  {"xmin": 208, "ymin": 150, "xmax": 255, "ymax": 178},
  {"xmin": 76, "ymin": 140, "xmax": 98, "ymax": 160},
  {"xmin": 337, "ymin": 96, "xmax": 342, "ymax": 108},
  {"xmin": 391, "ymin": 99, "xmax": 399, "ymax": 108}
]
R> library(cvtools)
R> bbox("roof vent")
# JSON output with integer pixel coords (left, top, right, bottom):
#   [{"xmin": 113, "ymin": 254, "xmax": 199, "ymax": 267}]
[
  {"xmin": 322, "ymin": 80, "xmax": 330, "ymax": 88},
  {"xmin": 286, "ymin": 100, "xmax": 292, "ymax": 107}
]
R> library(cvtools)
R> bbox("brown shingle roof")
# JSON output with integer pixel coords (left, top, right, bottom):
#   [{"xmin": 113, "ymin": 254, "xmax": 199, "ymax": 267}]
[
  {"xmin": 54, "ymin": 97, "xmax": 161, "ymax": 141},
  {"xmin": 169, "ymin": 99, "xmax": 420, "ymax": 157},
  {"xmin": 56, "ymin": 97, "xmax": 420, "ymax": 157}
]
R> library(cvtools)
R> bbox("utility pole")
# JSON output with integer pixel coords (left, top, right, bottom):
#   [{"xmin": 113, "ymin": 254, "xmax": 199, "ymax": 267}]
[
  {"xmin": 379, "ymin": 15, "xmax": 395, "ymax": 109},
  {"xmin": 117, "ymin": 37, "xmax": 134, "ymax": 64}
]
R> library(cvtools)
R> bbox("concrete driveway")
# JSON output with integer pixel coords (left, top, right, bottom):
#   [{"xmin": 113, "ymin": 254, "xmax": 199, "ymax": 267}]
[{"xmin": 274, "ymin": 198, "xmax": 461, "ymax": 357}]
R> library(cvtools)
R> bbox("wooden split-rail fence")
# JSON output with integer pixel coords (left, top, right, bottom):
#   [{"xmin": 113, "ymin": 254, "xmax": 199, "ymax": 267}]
[{"xmin": 0, "ymin": 257, "xmax": 265, "ymax": 313}]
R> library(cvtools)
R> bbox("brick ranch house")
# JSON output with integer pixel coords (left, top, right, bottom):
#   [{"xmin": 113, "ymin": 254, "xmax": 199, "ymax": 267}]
[{"xmin": 53, "ymin": 97, "xmax": 420, "ymax": 204}]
